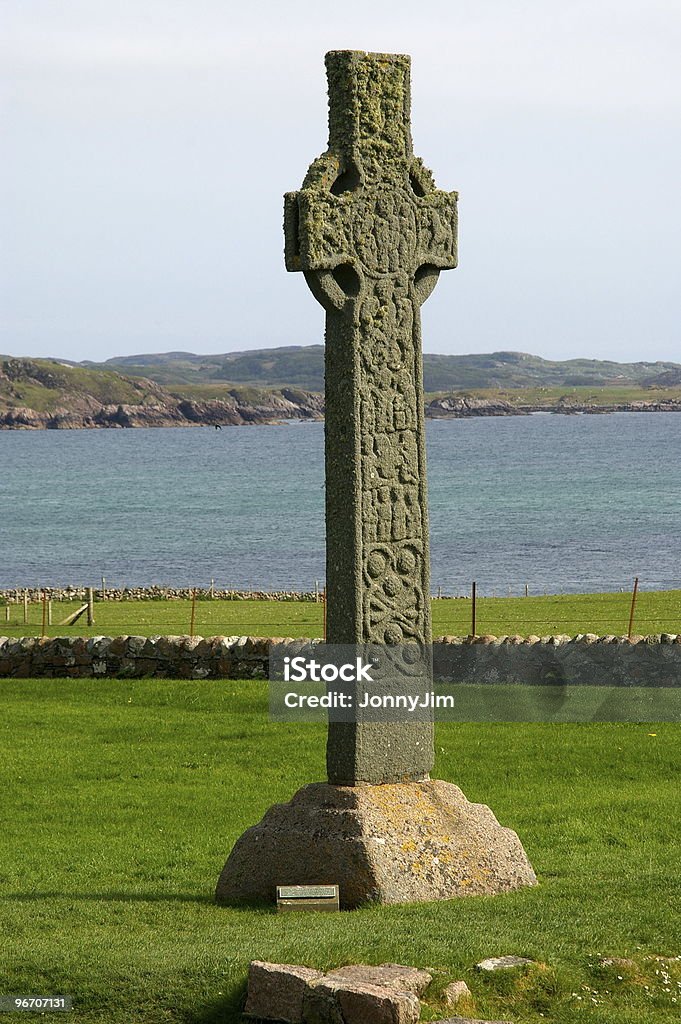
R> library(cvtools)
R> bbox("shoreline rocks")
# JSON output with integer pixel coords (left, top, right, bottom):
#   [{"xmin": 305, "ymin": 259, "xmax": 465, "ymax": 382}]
[
  {"xmin": 3, "ymin": 394, "xmax": 681, "ymax": 431},
  {"xmin": 0, "ymin": 359, "xmax": 325, "ymax": 429},
  {"xmin": 426, "ymin": 395, "xmax": 681, "ymax": 419},
  {"xmin": 0, "ymin": 392, "xmax": 325, "ymax": 430}
]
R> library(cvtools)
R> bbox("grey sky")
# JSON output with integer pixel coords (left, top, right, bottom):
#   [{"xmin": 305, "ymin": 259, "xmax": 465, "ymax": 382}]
[{"xmin": 2, "ymin": 0, "xmax": 680, "ymax": 364}]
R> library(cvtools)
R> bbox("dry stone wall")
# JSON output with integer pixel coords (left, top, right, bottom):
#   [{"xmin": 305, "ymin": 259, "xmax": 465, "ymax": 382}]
[
  {"xmin": 434, "ymin": 632, "xmax": 681, "ymax": 688},
  {"xmin": 0, "ymin": 635, "xmax": 272, "ymax": 679},
  {"xmin": 1, "ymin": 587, "xmax": 320, "ymax": 603},
  {"xmin": 0, "ymin": 633, "xmax": 680, "ymax": 683}
]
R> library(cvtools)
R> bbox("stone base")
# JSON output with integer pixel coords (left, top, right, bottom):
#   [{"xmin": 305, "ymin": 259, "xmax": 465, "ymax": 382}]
[{"xmin": 215, "ymin": 780, "xmax": 537, "ymax": 909}]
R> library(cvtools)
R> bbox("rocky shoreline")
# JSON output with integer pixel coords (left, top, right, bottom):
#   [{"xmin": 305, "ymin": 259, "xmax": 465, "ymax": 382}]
[
  {"xmin": 0, "ymin": 391, "xmax": 325, "ymax": 430},
  {"xmin": 3, "ymin": 393, "xmax": 681, "ymax": 428},
  {"xmin": 425, "ymin": 395, "xmax": 681, "ymax": 418},
  {"xmin": 3, "ymin": 353, "xmax": 681, "ymax": 428}
]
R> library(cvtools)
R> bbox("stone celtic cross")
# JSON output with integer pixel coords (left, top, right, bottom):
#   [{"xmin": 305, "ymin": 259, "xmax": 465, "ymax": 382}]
[
  {"xmin": 217, "ymin": 52, "xmax": 536, "ymax": 908},
  {"xmin": 285, "ymin": 50, "xmax": 457, "ymax": 785}
]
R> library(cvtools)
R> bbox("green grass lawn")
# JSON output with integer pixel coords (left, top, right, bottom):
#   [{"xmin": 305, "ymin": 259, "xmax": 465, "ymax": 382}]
[
  {"xmin": 1, "ymin": 677, "xmax": 679, "ymax": 1023},
  {"xmin": 4, "ymin": 590, "xmax": 681, "ymax": 640}
]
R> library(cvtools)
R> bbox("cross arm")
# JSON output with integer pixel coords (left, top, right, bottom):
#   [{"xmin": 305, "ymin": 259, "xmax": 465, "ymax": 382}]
[
  {"xmin": 284, "ymin": 191, "xmax": 351, "ymax": 274},
  {"xmin": 415, "ymin": 190, "xmax": 458, "ymax": 271}
]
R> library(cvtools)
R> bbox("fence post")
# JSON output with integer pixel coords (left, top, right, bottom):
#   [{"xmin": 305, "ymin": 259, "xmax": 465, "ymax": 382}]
[
  {"xmin": 5, "ymin": 605, "xmax": 9, "ymax": 623},
  {"xmin": 627, "ymin": 577, "xmax": 639, "ymax": 640},
  {"xmin": 322, "ymin": 587, "xmax": 327, "ymax": 641},
  {"xmin": 87, "ymin": 587, "xmax": 95, "ymax": 626},
  {"xmin": 41, "ymin": 591, "xmax": 47, "ymax": 638},
  {"xmin": 23, "ymin": 591, "xmax": 29, "ymax": 624},
  {"xmin": 525, "ymin": 583, "xmax": 529, "ymax": 598},
  {"xmin": 48, "ymin": 600, "xmax": 53, "ymax": 626},
  {"xmin": 101, "ymin": 576, "xmax": 106, "ymax": 601},
  {"xmin": 471, "ymin": 581, "xmax": 477, "ymax": 637},
  {"xmin": 190, "ymin": 590, "xmax": 197, "ymax": 638}
]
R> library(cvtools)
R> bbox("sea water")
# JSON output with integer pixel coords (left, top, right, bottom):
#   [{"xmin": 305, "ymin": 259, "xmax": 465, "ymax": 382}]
[{"xmin": 1, "ymin": 413, "xmax": 679, "ymax": 594}]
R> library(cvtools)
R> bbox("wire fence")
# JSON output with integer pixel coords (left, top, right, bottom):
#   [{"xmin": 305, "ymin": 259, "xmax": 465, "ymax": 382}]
[{"xmin": 2, "ymin": 578, "xmax": 681, "ymax": 640}]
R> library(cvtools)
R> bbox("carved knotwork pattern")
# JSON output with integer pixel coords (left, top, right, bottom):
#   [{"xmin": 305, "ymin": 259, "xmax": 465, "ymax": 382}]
[
  {"xmin": 298, "ymin": 185, "xmax": 456, "ymax": 275},
  {"xmin": 357, "ymin": 269, "xmax": 426, "ymax": 644}
]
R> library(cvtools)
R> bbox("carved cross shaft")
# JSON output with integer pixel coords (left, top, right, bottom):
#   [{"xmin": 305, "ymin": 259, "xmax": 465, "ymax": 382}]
[{"xmin": 285, "ymin": 50, "xmax": 458, "ymax": 785}]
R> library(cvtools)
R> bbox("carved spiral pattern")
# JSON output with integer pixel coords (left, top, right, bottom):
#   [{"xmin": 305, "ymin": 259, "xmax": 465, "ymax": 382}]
[{"xmin": 357, "ymin": 268, "xmax": 427, "ymax": 644}]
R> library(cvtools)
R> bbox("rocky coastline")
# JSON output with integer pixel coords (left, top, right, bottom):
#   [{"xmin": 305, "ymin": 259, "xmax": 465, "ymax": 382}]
[
  {"xmin": 0, "ymin": 391, "xmax": 324, "ymax": 430},
  {"xmin": 2, "ymin": 393, "xmax": 681, "ymax": 429},
  {"xmin": 425, "ymin": 395, "xmax": 681, "ymax": 418},
  {"xmin": 3, "ymin": 353, "xmax": 681, "ymax": 428}
]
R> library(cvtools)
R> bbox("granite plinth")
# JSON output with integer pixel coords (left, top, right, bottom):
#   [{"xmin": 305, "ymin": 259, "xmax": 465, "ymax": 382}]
[{"xmin": 216, "ymin": 780, "xmax": 537, "ymax": 909}]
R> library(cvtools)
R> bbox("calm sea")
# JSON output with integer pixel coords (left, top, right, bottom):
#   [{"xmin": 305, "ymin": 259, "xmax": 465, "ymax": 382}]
[{"xmin": 1, "ymin": 414, "xmax": 680, "ymax": 595}]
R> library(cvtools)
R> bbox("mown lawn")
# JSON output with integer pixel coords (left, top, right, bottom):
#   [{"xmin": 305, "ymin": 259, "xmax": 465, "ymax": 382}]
[
  {"xmin": 1, "ymin": 677, "xmax": 679, "ymax": 1023},
  {"xmin": 4, "ymin": 589, "xmax": 681, "ymax": 640}
]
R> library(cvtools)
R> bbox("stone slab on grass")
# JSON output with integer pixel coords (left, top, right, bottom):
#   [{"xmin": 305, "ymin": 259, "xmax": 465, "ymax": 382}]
[
  {"xmin": 475, "ymin": 956, "xmax": 534, "ymax": 972},
  {"xmin": 244, "ymin": 960, "xmax": 323, "ymax": 1022},
  {"xmin": 242, "ymin": 958, "xmax": 516, "ymax": 1022},
  {"xmin": 243, "ymin": 960, "xmax": 427, "ymax": 1022},
  {"xmin": 598, "ymin": 956, "xmax": 636, "ymax": 970},
  {"xmin": 328, "ymin": 963, "xmax": 432, "ymax": 995},
  {"xmin": 443, "ymin": 980, "xmax": 474, "ymax": 1008},
  {"xmin": 303, "ymin": 975, "xmax": 420, "ymax": 1024}
]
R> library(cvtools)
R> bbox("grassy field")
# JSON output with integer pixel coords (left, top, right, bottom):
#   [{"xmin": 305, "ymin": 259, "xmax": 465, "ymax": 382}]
[
  {"xmin": 4, "ymin": 589, "xmax": 681, "ymax": 640},
  {"xmin": 1, "ymin": 677, "xmax": 679, "ymax": 1023}
]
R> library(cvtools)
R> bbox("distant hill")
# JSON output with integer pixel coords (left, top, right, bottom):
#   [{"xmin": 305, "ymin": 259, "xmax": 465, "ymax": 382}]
[
  {"xmin": 96, "ymin": 347, "xmax": 681, "ymax": 393},
  {"xmin": 4, "ymin": 350, "xmax": 681, "ymax": 430},
  {"xmin": 0, "ymin": 357, "xmax": 323, "ymax": 429},
  {"xmin": 95, "ymin": 346, "xmax": 326, "ymax": 389},
  {"xmin": 644, "ymin": 368, "xmax": 681, "ymax": 387}
]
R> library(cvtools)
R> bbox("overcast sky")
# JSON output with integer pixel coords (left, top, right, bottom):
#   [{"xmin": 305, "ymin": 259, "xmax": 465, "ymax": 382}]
[{"xmin": 2, "ymin": 0, "xmax": 680, "ymax": 364}]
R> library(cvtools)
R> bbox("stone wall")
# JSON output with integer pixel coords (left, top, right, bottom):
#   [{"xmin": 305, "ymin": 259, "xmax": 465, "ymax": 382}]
[
  {"xmin": 0, "ymin": 633, "xmax": 680, "ymax": 684},
  {"xmin": 0, "ymin": 635, "xmax": 272, "ymax": 679},
  {"xmin": 1, "ymin": 587, "xmax": 321, "ymax": 603},
  {"xmin": 434, "ymin": 633, "xmax": 681, "ymax": 688}
]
